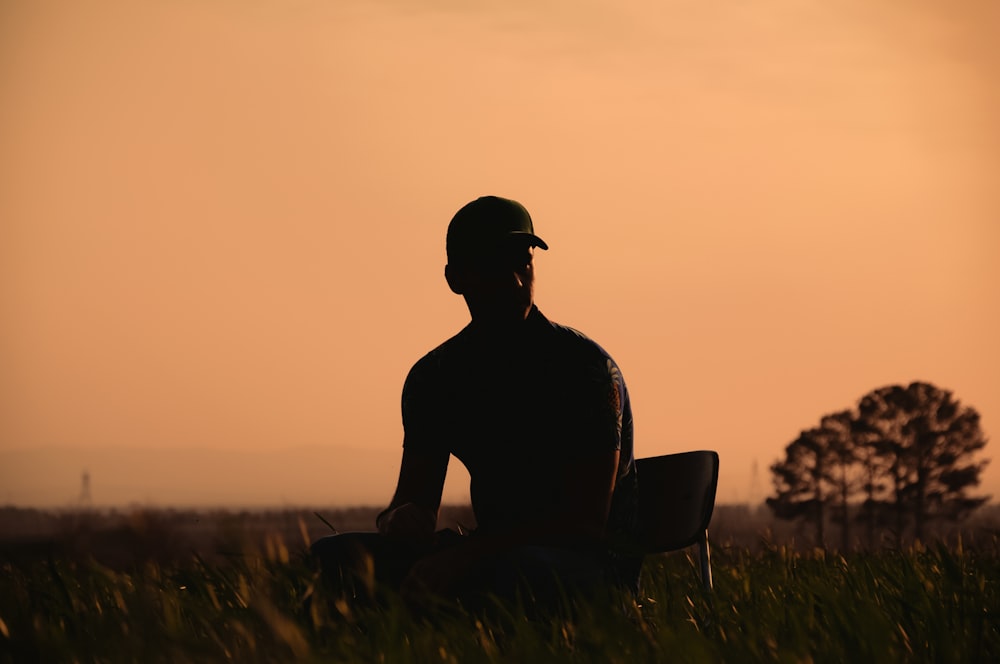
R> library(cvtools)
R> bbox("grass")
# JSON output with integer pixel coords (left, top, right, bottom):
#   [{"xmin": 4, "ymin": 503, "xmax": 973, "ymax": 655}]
[{"xmin": 1, "ymin": 534, "xmax": 998, "ymax": 663}]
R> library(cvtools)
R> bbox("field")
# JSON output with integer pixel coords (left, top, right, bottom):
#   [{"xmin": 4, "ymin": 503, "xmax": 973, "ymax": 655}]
[{"xmin": 1, "ymin": 506, "xmax": 998, "ymax": 663}]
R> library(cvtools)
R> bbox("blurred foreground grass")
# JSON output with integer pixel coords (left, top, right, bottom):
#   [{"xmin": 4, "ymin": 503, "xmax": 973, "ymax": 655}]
[{"xmin": 1, "ymin": 533, "xmax": 998, "ymax": 663}]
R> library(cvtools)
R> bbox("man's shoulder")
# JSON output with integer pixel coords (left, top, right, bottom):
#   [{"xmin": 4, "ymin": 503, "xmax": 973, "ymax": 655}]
[
  {"xmin": 538, "ymin": 311, "xmax": 616, "ymax": 366},
  {"xmin": 405, "ymin": 326, "xmax": 474, "ymax": 380}
]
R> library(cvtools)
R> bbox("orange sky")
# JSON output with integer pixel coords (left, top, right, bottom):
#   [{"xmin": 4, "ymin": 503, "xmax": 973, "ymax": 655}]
[{"xmin": 1, "ymin": 0, "xmax": 998, "ymax": 508}]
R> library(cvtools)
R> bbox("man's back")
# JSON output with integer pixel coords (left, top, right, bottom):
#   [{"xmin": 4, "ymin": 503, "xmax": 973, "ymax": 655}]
[{"xmin": 402, "ymin": 305, "xmax": 638, "ymax": 575}]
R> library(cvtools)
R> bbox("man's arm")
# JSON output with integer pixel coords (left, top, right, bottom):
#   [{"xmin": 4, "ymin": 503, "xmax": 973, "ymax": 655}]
[
  {"xmin": 551, "ymin": 447, "xmax": 619, "ymax": 542},
  {"xmin": 377, "ymin": 446, "xmax": 449, "ymax": 540}
]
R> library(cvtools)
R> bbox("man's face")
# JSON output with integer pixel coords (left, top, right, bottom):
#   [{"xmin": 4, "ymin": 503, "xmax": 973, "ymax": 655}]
[{"xmin": 452, "ymin": 240, "xmax": 535, "ymax": 325}]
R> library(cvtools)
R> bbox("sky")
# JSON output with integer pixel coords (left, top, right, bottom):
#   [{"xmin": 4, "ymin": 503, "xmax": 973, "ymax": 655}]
[{"xmin": 1, "ymin": 0, "xmax": 998, "ymax": 509}]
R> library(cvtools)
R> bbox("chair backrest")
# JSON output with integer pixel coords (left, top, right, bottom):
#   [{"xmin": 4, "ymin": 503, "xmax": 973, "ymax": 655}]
[{"xmin": 636, "ymin": 451, "xmax": 719, "ymax": 553}]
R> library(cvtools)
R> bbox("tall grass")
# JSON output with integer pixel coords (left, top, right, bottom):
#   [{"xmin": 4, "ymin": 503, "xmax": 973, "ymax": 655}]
[{"xmin": 1, "ymin": 535, "xmax": 997, "ymax": 663}]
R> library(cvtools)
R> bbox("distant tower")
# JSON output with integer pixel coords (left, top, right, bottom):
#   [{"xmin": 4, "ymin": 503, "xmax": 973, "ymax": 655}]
[
  {"xmin": 748, "ymin": 459, "xmax": 761, "ymax": 509},
  {"xmin": 79, "ymin": 470, "xmax": 92, "ymax": 507}
]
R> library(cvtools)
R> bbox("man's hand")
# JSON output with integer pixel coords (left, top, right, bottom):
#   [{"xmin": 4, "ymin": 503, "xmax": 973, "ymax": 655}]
[
  {"xmin": 380, "ymin": 447, "xmax": 448, "ymax": 544},
  {"xmin": 377, "ymin": 502, "xmax": 437, "ymax": 541}
]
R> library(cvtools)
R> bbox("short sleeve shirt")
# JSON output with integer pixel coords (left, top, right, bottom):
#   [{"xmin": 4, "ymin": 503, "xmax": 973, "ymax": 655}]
[{"xmin": 401, "ymin": 306, "xmax": 637, "ymax": 556}]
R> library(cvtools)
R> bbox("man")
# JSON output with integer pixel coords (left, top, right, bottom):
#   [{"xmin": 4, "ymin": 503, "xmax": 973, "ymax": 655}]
[{"xmin": 313, "ymin": 195, "xmax": 639, "ymax": 610}]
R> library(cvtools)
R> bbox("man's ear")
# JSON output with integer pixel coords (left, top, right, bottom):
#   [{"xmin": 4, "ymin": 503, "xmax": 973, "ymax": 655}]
[{"xmin": 444, "ymin": 264, "xmax": 464, "ymax": 295}]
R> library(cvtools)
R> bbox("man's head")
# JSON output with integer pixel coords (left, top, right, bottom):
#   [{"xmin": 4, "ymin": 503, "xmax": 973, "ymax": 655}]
[
  {"xmin": 445, "ymin": 196, "xmax": 548, "ymax": 264},
  {"xmin": 444, "ymin": 196, "xmax": 549, "ymax": 325}
]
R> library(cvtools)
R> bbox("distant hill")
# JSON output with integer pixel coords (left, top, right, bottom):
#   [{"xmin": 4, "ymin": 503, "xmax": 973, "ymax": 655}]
[{"xmin": 0, "ymin": 445, "xmax": 472, "ymax": 508}]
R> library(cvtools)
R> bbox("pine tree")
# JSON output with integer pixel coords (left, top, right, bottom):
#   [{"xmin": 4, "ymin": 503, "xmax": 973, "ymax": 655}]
[
  {"xmin": 768, "ymin": 382, "xmax": 990, "ymax": 549},
  {"xmin": 767, "ymin": 428, "xmax": 833, "ymax": 548},
  {"xmin": 855, "ymin": 382, "xmax": 989, "ymax": 541},
  {"xmin": 819, "ymin": 410, "xmax": 857, "ymax": 551}
]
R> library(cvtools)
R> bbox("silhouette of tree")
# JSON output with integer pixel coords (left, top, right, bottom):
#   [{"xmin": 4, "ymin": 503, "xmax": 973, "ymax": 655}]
[
  {"xmin": 819, "ymin": 411, "xmax": 858, "ymax": 551},
  {"xmin": 768, "ymin": 382, "xmax": 989, "ymax": 548},
  {"xmin": 855, "ymin": 382, "xmax": 990, "ymax": 541},
  {"xmin": 767, "ymin": 411, "xmax": 858, "ymax": 549},
  {"xmin": 767, "ymin": 430, "xmax": 827, "ymax": 548},
  {"xmin": 853, "ymin": 421, "xmax": 888, "ymax": 549}
]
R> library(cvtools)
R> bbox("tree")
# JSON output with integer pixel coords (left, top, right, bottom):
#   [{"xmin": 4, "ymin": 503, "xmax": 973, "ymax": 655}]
[
  {"xmin": 768, "ymin": 381, "xmax": 990, "ymax": 548},
  {"xmin": 855, "ymin": 382, "xmax": 990, "ymax": 541},
  {"xmin": 852, "ymin": 418, "xmax": 888, "ymax": 549},
  {"xmin": 818, "ymin": 410, "xmax": 858, "ymax": 551},
  {"xmin": 767, "ymin": 411, "xmax": 858, "ymax": 549},
  {"xmin": 767, "ymin": 429, "xmax": 827, "ymax": 548}
]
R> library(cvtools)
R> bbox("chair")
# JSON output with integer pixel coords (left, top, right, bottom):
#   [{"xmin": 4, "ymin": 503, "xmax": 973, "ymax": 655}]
[{"xmin": 635, "ymin": 450, "xmax": 719, "ymax": 591}]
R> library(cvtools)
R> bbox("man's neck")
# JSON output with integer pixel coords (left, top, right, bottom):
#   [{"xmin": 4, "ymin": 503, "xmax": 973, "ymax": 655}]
[{"xmin": 468, "ymin": 304, "xmax": 536, "ymax": 335}]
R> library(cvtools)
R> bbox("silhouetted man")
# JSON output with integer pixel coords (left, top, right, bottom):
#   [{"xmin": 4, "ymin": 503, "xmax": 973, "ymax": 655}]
[{"xmin": 312, "ymin": 196, "xmax": 638, "ymax": 611}]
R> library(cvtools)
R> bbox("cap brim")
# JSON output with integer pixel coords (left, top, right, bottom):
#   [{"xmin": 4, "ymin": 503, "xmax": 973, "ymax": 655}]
[{"xmin": 510, "ymin": 231, "xmax": 549, "ymax": 250}]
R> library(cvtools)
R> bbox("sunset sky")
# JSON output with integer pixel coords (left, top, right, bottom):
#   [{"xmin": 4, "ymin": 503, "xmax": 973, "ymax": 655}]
[{"xmin": 1, "ymin": 0, "xmax": 998, "ymax": 509}]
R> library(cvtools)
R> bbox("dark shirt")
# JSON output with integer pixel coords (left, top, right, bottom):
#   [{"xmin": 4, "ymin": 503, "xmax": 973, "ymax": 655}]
[{"xmin": 401, "ymin": 306, "xmax": 638, "ymax": 573}]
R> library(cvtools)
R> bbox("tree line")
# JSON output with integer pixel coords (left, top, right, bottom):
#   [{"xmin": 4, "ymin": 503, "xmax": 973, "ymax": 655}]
[{"xmin": 767, "ymin": 381, "xmax": 990, "ymax": 550}]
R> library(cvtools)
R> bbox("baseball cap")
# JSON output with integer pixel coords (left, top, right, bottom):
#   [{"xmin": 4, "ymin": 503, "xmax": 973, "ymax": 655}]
[{"xmin": 446, "ymin": 196, "xmax": 549, "ymax": 264}]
